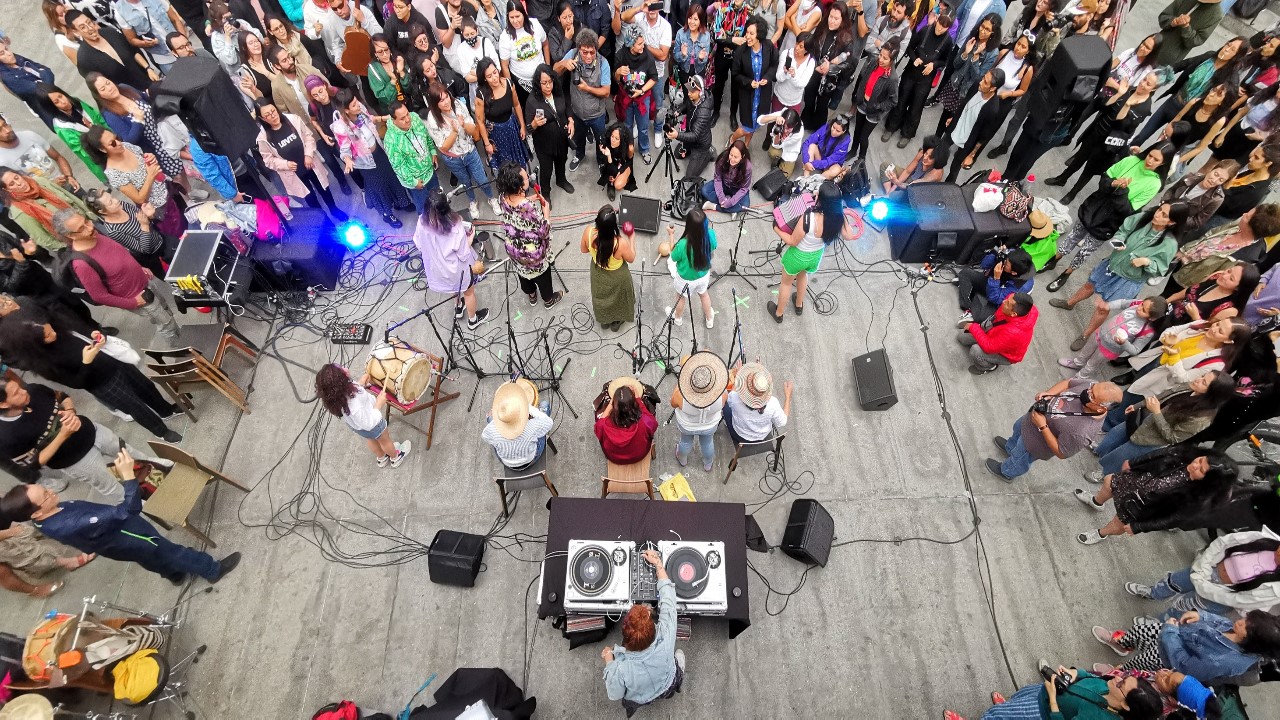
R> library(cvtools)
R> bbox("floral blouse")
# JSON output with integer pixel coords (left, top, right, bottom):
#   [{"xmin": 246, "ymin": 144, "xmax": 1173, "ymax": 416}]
[
  {"xmin": 104, "ymin": 141, "xmax": 167, "ymax": 209},
  {"xmin": 499, "ymin": 196, "xmax": 551, "ymax": 279}
]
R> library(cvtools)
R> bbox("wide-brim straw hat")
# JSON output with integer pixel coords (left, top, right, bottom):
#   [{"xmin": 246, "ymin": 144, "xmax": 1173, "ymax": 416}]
[
  {"xmin": 1028, "ymin": 209, "xmax": 1053, "ymax": 239},
  {"xmin": 606, "ymin": 376, "xmax": 646, "ymax": 402},
  {"xmin": 737, "ymin": 362, "xmax": 773, "ymax": 410},
  {"xmin": 679, "ymin": 351, "xmax": 729, "ymax": 408},
  {"xmin": 0, "ymin": 694, "xmax": 55, "ymax": 720},
  {"xmin": 491, "ymin": 381, "xmax": 537, "ymax": 439}
]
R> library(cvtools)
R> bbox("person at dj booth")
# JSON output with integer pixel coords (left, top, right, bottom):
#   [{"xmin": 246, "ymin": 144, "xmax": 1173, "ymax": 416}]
[
  {"xmin": 601, "ymin": 548, "xmax": 685, "ymax": 714},
  {"xmin": 954, "ymin": 245, "xmax": 1035, "ymax": 329},
  {"xmin": 482, "ymin": 379, "xmax": 554, "ymax": 470},
  {"xmin": 940, "ymin": 66, "xmax": 1005, "ymax": 183},
  {"xmin": 956, "ymin": 291, "xmax": 1039, "ymax": 376},
  {"xmin": 798, "ymin": 113, "xmax": 852, "ymax": 179},
  {"xmin": 593, "ymin": 376, "xmax": 659, "ymax": 465},
  {"xmin": 665, "ymin": 75, "xmax": 716, "ymax": 180}
]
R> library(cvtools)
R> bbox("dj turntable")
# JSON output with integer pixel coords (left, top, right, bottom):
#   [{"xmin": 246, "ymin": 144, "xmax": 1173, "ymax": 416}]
[
  {"xmin": 659, "ymin": 541, "xmax": 728, "ymax": 615},
  {"xmin": 563, "ymin": 540, "xmax": 634, "ymax": 614}
]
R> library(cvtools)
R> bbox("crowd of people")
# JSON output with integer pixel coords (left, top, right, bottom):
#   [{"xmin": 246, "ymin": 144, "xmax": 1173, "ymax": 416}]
[{"xmin": 0, "ymin": 0, "xmax": 1276, "ymax": 716}]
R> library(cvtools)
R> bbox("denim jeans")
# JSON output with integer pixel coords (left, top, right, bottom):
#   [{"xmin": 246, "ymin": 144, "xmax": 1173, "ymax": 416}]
[
  {"xmin": 1095, "ymin": 422, "xmax": 1160, "ymax": 475},
  {"xmin": 1149, "ymin": 566, "xmax": 1233, "ymax": 618},
  {"xmin": 653, "ymin": 78, "xmax": 666, "ymax": 124},
  {"xmin": 626, "ymin": 102, "xmax": 652, "ymax": 154},
  {"xmin": 676, "ymin": 427, "xmax": 716, "ymax": 467},
  {"xmin": 439, "ymin": 150, "xmax": 494, "ymax": 201},
  {"xmin": 700, "ymin": 181, "xmax": 749, "ymax": 212},
  {"xmin": 1104, "ymin": 390, "xmax": 1144, "ymax": 432},
  {"xmin": 999, "ymin": 416, "xmax": 1036, "ymax": 479},
  {"xmin": 405, "ymin": 175, "xmax": 441, "ymax": 215},
  {"xmin": 572, "ymin": 113, "xmax": 608, "ymax": 162}
]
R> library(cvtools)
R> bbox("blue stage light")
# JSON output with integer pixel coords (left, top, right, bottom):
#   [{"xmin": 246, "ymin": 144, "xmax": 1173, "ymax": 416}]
[
  {"xmin": 340, "ymin": 221, "xmax": 370, "ymax": 250},
  {"xmin": 869, "ymin": 199, "xmax": 889, "ymax": 222}
]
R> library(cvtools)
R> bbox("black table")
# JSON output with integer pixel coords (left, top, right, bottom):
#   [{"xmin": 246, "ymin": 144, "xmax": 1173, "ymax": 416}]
[{"xmin": 538, "ymin": 498, "xmax": 752, "ymax": 639}]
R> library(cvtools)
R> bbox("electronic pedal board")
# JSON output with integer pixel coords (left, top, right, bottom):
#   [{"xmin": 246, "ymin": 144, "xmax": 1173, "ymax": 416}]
[{"xmin": 328, "ymin": 323, "xmax": 373, "ymax": 345}]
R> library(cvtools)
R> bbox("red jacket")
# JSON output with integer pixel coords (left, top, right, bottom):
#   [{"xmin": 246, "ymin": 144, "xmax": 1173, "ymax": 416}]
[
  {"xmin": 968, "ymin": 305, "xmax": 1038, "ymax": 363},
  {"xmin": 593, "ymin": 404, "xmax": 658, "ymax": 464}
]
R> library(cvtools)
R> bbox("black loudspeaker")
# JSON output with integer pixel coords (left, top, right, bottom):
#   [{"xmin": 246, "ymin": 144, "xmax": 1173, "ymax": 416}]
[
  {"xmin": 1025, "ymin": 35, "xmax": 1111, "ymax": 130},
  {"xmin": 152, "ymin": 56, "xmax": 258, "ymax": 159},
  {"xmin": 887, "ymin": 183, "xmax": 974, "ymax": 263},
  {"xmin": 618, "ymin": 194, "xmax": 662, "ymax": 233},
  {"xmin": 852, "ymin": 349, "xmax": 898, "ymax": 411},
  {"xmin": 250, "ymin": 208, "xmax": 346, "ymax": 291},
  {"xmin": 428, "ymin": 530, "xmax": 485, "ymax": 587},
  {"xmin": 780, "ymin": 499, "xmax": 835, "ymax": 567},
  {"xmin": 753, "ymin": 167, "xmax": 789, "ymax": 201}
]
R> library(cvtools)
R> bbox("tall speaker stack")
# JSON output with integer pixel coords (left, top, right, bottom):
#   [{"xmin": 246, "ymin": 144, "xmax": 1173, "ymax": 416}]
[{"xmin": 152, "ymin": 56, "xmax": 258, "ymax": 159}]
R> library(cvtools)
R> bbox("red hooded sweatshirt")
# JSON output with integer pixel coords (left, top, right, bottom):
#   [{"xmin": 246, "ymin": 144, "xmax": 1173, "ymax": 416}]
[{"xmin": 967, "ymin": 304, "xmax": 1038, "ymax": 363}]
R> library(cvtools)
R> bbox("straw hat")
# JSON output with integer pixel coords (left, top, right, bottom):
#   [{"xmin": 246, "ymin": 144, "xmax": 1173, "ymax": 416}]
[
  {"xmin": 736, "ymin": 362, "xmax": 773, "ymax": 410},
  {"xmin": 606, "ymin": 376, "xmax": 645, "ymax": 402},
  {"xmin": 678, "ymin": 352, "xmax": 729, "ymax": 408},
  {"xmin": 0, "ymin": 694, "xmax": 54, "ymax": 720},
  {"xmin": 491, "ymin": 381, "xmax": 536, "ymax": 439},
  {"xmin": 1028, "ymin": 209, "xmax": 1053, "ymax": 239}
]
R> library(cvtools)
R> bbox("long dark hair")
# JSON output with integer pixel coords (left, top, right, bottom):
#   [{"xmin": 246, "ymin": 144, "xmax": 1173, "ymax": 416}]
[
  {"xmin": 1161, "ymin": 371, "xmax": 1237, "ymax": 418},
  {"xmin": 1132, "ymin": 33, "xmax": 1164, "ymax": 73},
  {"xmin": 476, "ymin": 57, "xmax": 501, "ymax": 91},
  {"xmin": 237, "ymin": 28, "xmax": 269, "ymax": 69},
  {"xmin": 35, "ymin": 83, "xmax": 85, "ymax": 125},
  {"xmin": 423, "ymin": 187, "xmax": 460, "ymax": 232},
  {"xmin": 1210, "ymin": 264, "xmax": 1264, "ymax": 321},
  {"xmin": 1218, "ymin": 317, "xmax": 1255, "ymax": 371},
  {"xmin": 611, "ymin": 385, "xmax": 642, "ymax": 428},
  {"xmin": 1134, "ymin": 202, "xmax": 1190, "ymax": 244},
  {"xmin": 1146, "ymin": 142, "xmax": 1176, "ymax": 185},
  {"xmin": 593, "ymin": 205, "xmax": 619, "ymax": 268},
  {"xmin": 817, "ymin": 1, "xmax": 854, "ymax": 49},
  {"xmin": 531, "ymin": 63, "xmax": 558, "ymax": 101},
  {"xmin": 314, "ymin": 363, "xmax": 357, "ymax": 417},
  {"xmin": 425, "ymin": 81, "xmax": 453, "ymax": 127},
  {"xmin": 715, "ymin": 139, "xmax": 750, "ymax": 190},
  {"xmin": 82, "ymin": 124, "xmax": 111, "ymax": 168},
  {"xmin": 253, "ymin": 97, "xmax": 282, "ymax": 128},
  {"xmin": 0, "ymin": 307, "xmax": 70, "ymax": 381},
  {"xmin": 1239, "ymin": 609, "xmax": 1280, "ymax": 659},
  {"xmin": 84, "ymin": 72, "xmax": 142, "ymax": 115},
  {"xmin": 1130, "ymin": 445, "xmax": 1239, "ymax": 509},
  {"xmin": 605, "ymin": 122, "xmax": 634, "ymax": 158},
  {"xmin": 1222, "ymin": 538, "xmax": 1280, "ymax": 592},
  {"xmin": 681, "ymin": 209, "xmax": 712, "ymax": 273},
  {"xmin": 505, "ymin": 1, "xmax": 530, "ymax": 40},
  {"xmin": 970, "ymin": 12, "xmax": 1002, "ymax": 47},
  {"xmin": 815, "ymin": 181, "xmax": 844, "ymax": 243}
]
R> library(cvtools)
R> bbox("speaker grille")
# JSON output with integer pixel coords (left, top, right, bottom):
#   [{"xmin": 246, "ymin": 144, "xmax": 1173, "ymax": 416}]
[{"xmin": 780, "ymin": 499, "xmax": 834, "ymax": 567}]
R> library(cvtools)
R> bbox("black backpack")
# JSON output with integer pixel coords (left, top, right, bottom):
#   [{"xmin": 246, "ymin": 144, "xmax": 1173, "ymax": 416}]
[
  {"xmin": 669, "ymin": 177, "xmax": 702, "ymax": 218},
  {"xmin": 50, "ymin": 249, "xmax": 110, "ymax": 301}
]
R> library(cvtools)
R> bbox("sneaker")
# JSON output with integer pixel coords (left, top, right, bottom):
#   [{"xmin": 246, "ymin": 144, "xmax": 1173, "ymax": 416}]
[
  {"xmin": 954, "ymin": 311, "xmax": 973, "ymax": 329},
  {"xmin": 607, "ymin": 185, "xmax": 616, "ymax": 201},
  {"xmin": 666, "ymin": 307, "xmax": 683, "ymax": 326},
  {"xmin": 556, "ymin": 181, "xmax": 576, "ymax": 195},
  {"xmin": 992, "ymin": 436, "xmax": 1008, "ymax": 456},
  {"xmin": 390, "ymin": 440, "xmax": 412, "ymax": 468},
  {"xmin": 454, "ymin": 302, "xmax": 465, "ymax": 319},
  {"xmin": 1092, "ymin": 663, "xmax": 1117, "ymax": 675},
  {"xmin": 467, "ymin": 308, "xmax": 491, "ymax": 329},
  {"xmin": 1091, "ymin": 625, "xmax": 1131, "ymax": 656},
  {"xmin": 642, "ymin": 152, "xmax": 652, "ymax": 165},
  {"xmin": 1146, "ymin": 277, "xmax": 1163, "ymax": 286},
  {"xmin": 569, "ymin": 157, "xmax": 582, "ymax": 172},
  {"xmin": 705, "ymin": 313, "xmax": 714, "ymax": 329},
  {"xmin": 38, "ymin": 475, "xmax": 70, "ymax": 492},
  {"xmin": 160, "ymin": 406, "xmax": 185, "ymax": 420},
  {"xmin": 544, "ymin": 292, "xmax": 563, "ymax": 309},
  {"xmin": 654, "ymin": 135, "xmax": 664, "ymax": 149},
  {"xmin": 880, "ymin": 129, "xmax": 893, "ymax": 143},
  {"xmin": 968, "ymin": 364, "xmax": 998, "ymax": 375},
  {"xmin": 1078, "ymin": 529, "xmax": 1107, "ymax": 545},
  {"xmin": 528, "ymin": 293, "xmax": 538, "ymax": 306},
  {"xmin": 1124, "ymin": 582, "xmax": 1154, "ymax": 599},
  {"xmin": 1074, "ymin": 488, "xmax": 1105, "ymax": 511},
  {"xmin": 1049, "ymin": 298, "xmax": 1074, "ymax": 310},
  {"xmin": 488, "ymin": 198, "xmax": 501, "ymax": 216},
  {"xmin": 703, "ymin": 201, "xmax": 717, "ymax": 211},
  {"xmin": 1069, "ymin": 336, "xmax": 1088, "ymax": 352},
  {"xmin": 675, "ymin": 648, "xmax": 685, "ymax": 671},
  {"xmin": 896, "ymin": 136, "xmax": 912, "ymax": 149},
  {"xmin": 675, "ymin": 446, "xmax": 688, "ymax": 467},
  {"xmin": 468, "ymin": 201, "xmax": 480, "ymax": 218},
  {"xmin": 1083, "ymin": 470, "xmax": 1105, "ymax": 484},
  {"xmin": 212, "ymin": 552, "xmax": 241, "ymax": 583},
  {"xmin": 703, "ymin": 459, "xmax": 713, "ymax": 472},
  {"xmin": 1058, "ymin": 357, "xmax": 1084, "ymax": 369},
  {"xmin": 109, "ymin": 408, "xmax": 135, "ymax": 421},
  {"xmin": 377, "ymin": 454, "xmax": 391, "ymax": 468},
  {"xmin": 985, "ymin": 458, "xmax": 1014, "ymax": 483},
  {"xmin": 161, "ymin": 430, "xmax": 183, "ymax": 443}
]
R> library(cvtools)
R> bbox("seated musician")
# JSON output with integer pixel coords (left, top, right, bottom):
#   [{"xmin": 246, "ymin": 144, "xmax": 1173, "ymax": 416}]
[
  {"xmin": 723, "ymin": 361, "xmax": 792, "ymax": 445},
  {"xmin": 482, "ymin": 380, "xmax": 553, "ymax": 470},
  {"xmin": 593, "ymin": 377, "xmax": 658, "ymax": 465}
]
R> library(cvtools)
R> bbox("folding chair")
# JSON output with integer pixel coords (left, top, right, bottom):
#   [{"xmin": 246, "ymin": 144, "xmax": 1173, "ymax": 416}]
[
  {"xmin": 494, "ymin": 452, "xmax": 558, "ymax": 518},
  {"xmin": 723, "ymin": 431, "xmax": 785, "ymax": 484},
  {"xmin": 145, "ymin": 351, "xmax": 251, "ymax": 417},
  {"xmin": 144, "ymin": 441, "xmax": 250, "ymax": 548}
]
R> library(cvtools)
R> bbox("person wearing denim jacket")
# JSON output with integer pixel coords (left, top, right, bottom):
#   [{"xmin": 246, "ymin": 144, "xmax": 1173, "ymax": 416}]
[
  {"xmin": 602, "ymin": 549, "xmax": 685, "ymax": 714},
  {"xmin": 1159, "ymin": 610, "xmax": 1279, "ymax": 686}
]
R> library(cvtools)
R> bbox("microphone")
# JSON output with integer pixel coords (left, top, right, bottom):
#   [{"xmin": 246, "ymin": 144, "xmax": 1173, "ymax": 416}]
[{"xmin": 447, "ymin": 183, "xmax": 470, "ymax": 199}]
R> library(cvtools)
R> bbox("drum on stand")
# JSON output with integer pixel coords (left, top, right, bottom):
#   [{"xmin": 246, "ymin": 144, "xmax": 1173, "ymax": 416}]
[{"xmin": 366, "ymin": 338, "xmax": 435, "ymax": 402}]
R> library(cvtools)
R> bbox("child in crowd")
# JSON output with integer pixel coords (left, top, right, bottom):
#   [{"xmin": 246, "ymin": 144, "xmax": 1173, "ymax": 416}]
[{"xmin": 1060, "ymin": 297, "xmax": 1169, "ymax": 379}]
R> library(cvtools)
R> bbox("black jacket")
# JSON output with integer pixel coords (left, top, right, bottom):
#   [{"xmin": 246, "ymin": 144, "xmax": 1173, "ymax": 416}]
[
  {"xmin": 852, "ymin": 62, "xmax": 899, "ymax": 123},
  {"xmin": 950, "ymin": 88, "xmax": 1004, "ymax": 156},
  {"xmin": 526, "ymin": 90, "xmax": 572, "ymax": 159},
  {"xmin": 1078, "ymin": 174, "xmax": 1134, "ymax": 239},
  {"xmin": 676, "ymin": 95, "xmax": 715, "ymax": 153},
  {"xmin": 731, "ymin": 41, "xmax": 778, "ymax": 126},
  {"xmin": 902, "ymin": 26, "xmax": 954, "ymax": 80},
  {"xmin": 76, "ymin": 25, "xmax": 154, "ymax": 92}
]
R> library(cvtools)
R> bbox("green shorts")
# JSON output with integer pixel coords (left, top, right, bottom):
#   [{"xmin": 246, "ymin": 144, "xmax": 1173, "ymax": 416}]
[{"xmin": 780, "ymin": 245, "xmax": 823, "ymax": 275}]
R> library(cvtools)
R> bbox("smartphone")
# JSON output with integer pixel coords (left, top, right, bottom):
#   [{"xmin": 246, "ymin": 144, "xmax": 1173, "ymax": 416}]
[
  {"xmin": 535, "ymin": 109, "xmax": 545, "ymax": 121},
  {"xmin": 785, "ymin": 55, "xmax": 793, "ymax": 70},
  {"xmin": 119, "ymin": 438, "xmax": 128, "ymax": 453}
]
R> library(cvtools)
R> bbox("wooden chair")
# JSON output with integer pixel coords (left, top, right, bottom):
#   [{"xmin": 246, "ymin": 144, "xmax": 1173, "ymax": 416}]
[
  {"xmin": 600, "ymin": 476, "xmax": 655, "ymax": 499},
  {"xmin": 172, "ymin": 321, "xmax": 259, "ymax": 368},
  {"xmin": 723, "ymin": 431, "xmax": 786, "ymax": 484},
  {"xmin": 143, "ymin": 441, "xmax": 249, "ymax": 548},
  {"xmin": 494, "ymin": 452, "xmax": 558, "ymax": 518},
  {"xmin": 602, "ymin": 442, "xmax": 656, "ymax": 499},
  {"xmin": 146, "ymin": 352, "xmax": 251, "ymax": 417}
]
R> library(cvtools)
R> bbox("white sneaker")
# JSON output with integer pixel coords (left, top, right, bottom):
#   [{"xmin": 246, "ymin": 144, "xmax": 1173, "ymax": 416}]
[
  {"xmin": 666, "ymin": 307, "xmax": 682, "ymax": 326},
  {"xmin": 38, "ymin": 475, "xmax": 69, "ymax": 492},
  {"xmin": 376, "ymin": 454, "xmax": 391, "ymax": 468},
  {"xmin": 705, "ymin": 313, "xmax": 714, "ymax": 329},
  {"xmin": 954, "ymin": 311, "xmax": 973, "ymax": 329},
  {"xmin": 1082, "ymin": 470, "xmax": 1105, "ymax": 484},
  {"xmin": 390, "ymin": 440, "xmax": 412, "ymax": 468},
  {"xmin": 488, "ymin": 198, "xmax": 501, "ymax": 216},
  {"xmin": 675, "ymin": 648, "xmax": 685, "ymax": 671},
  {"xmin": 1058, "ymin": 357, "xmax": 1084, "ymax": 369},
  {"xmin": 1124, "ymin": 582, "xmax": 1154, "ymax": 599},
  {"xmin": 109, "ymin": 408, "xmax": 135, "ymax": 421},
  {"xmin": 1073, "ymin": 488, "xmax": 1105, "ymax": 511},
  {"xmin": 702, "ymin": 201, "xmax": 716, "ymax": 211},
  {"xmin": 1078, "ymin": 529, "xmax": 1106, "ymax": 545},
  {"xmin": 654, "ymin": 135, "xmax": 664, "ymax": 149},
  {"xmin": 468, "ymin": 201, "xmax": 480, "ymax": 218}
]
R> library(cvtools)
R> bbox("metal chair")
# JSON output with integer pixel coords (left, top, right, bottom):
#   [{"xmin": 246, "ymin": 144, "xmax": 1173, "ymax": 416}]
[
  {"xmin": 143, "ymin": 441, "xmax": 249, "ymax": 548},
  {"xmin": 494, "ymin": 452, "xmax": 558, "ymax": 518},
  {"xmin": 723, "ymin": 431, "xmax": 785, "ymax": 484}
]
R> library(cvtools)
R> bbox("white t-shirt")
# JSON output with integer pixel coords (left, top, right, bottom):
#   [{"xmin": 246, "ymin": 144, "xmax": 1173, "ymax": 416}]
[
  {"xmin": 1111, "ymin": 48, "xmax": 1154, "ymax": 88},
  {"xmin": 675, "ymin": 396, "xmax": 725, "ymax": 434},
  {"xmin": 0, "ymin": 131, "xmax": 57, "ymax": 178},
  {"xmin": 726, "ymin": 391, "xmax": 787, "ymax": 442},
  {"xmin": 773, "ymin": 50, "xmax": 815, "ymax": 107},
  {"xmin": 781, "ymin": 2, "xmax": 820, "ymax": 52},
  {"xmin": 498, "ymin": 19, "xmax": 546, "ymax": 84},
  {"xmin": 342, "ymin": 387, "xmax": 383, "ymax": 432},
  {"xmin": 951, "ymin": 91, "xmax": 989, "ymax": 148},
  {"xmin": 636, "ymin": 17, "xmax": 672, "ymax": 79}
]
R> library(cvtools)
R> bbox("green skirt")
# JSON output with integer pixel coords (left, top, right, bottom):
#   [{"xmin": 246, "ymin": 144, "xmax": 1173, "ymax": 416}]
[{"xmin": 590, "ymin": 261, "xmax": 636, "ymax": 326}]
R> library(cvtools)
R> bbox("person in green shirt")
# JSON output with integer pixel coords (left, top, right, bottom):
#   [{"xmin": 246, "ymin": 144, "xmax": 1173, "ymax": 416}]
[
  {"xmin": 368, "ymin": 34, "xmax": 413, "ymax": 114},
  {"xmin": 942, "ymin": 665, "xmax": 1162, "ymax": 720},
  {"xmin": 38, "ymin": 84, "xmax": 108, "ymax": 184},
  {"xmin": 1155, "ymin": 0, "xmax": 1224, "ymax": 66},
  {"xmin": 382, "ymin": 101, "xmax": 439, "ymax": 216},
  {"xmin": 662, "ymin": 209, "xmax": 718, "ymax": 329},
  {"xmin": 1050, "ymin": 204, "xmax": 1185, "ymax": 352}
]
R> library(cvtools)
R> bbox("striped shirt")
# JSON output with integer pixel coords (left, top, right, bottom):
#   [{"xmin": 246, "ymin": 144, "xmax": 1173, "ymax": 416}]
[{"xmin": 481, "ymin": 405, "xmax": 553, "ymax": 467}]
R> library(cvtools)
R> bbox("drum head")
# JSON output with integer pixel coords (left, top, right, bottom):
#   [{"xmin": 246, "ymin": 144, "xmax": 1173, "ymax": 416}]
[
  {"xmin": 0, "ymin": 694, "xmax": 55, "ymax": 720},
  {"xmin": 514, "ymin": 377, "xmax": 539, "ymax": 407},
  {"xmin": 398, "ymin": 356, "xmax": 433, "ymax": 402}
]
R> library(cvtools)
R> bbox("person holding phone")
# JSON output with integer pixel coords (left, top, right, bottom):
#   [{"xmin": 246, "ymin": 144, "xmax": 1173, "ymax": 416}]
[{"xmin": 524, "ymin": 64, "xmax": 576, "ymax": 204}]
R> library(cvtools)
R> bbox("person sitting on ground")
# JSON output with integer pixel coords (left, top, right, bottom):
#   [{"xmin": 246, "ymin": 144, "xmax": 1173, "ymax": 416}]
[
  {"xmin": 987, "ymin": 379, "xmax": 1122, "ymax": 482},
  {"xmin": 1127, "ymin": 526, "xmax": 1280, "ymax": 618},
  {"xmin": 880, "ymin": 135, "xmax": 948, "ymax": 195},
  {"xmin": 314, "ymin": 364, "xmax": 412, "ymax": 469},
  {"xmin": 598, "ymin": 122, "xmax": 637, "ymax": 202},
  {"xmin": 0, "ymin": 452, "xmax": 241, "ymax": 586},
  {"xmin": 957, "ymin": 291, "xmax": 1038, "ymax": 376},
  {"xmin": 942, "ymin": 666, "xmax": 1162, "ymax": 720},
  {"xmin": 602, "ymin": 549, "xmax": 685, "ymax": 713},
  {"xmin": 483, "ymin": 379, "xmax": 553, "ymax": 470},
  {"xmin": 1074, "ymin": 447, "xmax": 1239, "ymax": 545},
  {"xmin": 701, "ymin": 139, "xmax": 753, "ymax": 214},
  {"xmin": 1019, "ymin": 209, "xmax": 1060, "ymax": 272},
  {"xmin": 594, "ymin": 376, "xmax": 658, "ymax": 465},
  {"xmin": 955, "ymin": 246, "xmax": 1034, "ymax": 328},
  {"xmin": 1060, "ymin": 297, "xmax": 1169, "ymax": 380},
  {"xmin": 798, "ymin": 113, "xmax": 852, "ymax": 178},
  {"xmin": 0, "ymin": 517, "xmax": 94, "ymax": 598},
  {"xmin": 1091, "ymin": 610, "xmax": 1280, "ymax": 687},
  {"xmin": 723, "ymin": 361, "xmax": 792, "ymax": 445},
  {"xmin": 670, "ymin": 352, "xmax": 729, "ymax": 472}
]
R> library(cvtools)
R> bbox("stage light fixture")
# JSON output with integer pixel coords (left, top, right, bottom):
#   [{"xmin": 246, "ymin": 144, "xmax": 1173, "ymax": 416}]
[
  {"xmin": 869, "ymin": 199, "xmax": 889, "ymax": 222},
  {"xmin": 339, "ymin": 221, "xmax": 371, "ymax": 250}
]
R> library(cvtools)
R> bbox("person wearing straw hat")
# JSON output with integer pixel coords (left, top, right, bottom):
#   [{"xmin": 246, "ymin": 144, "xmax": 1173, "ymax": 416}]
[
  {"xmin": 670, "ymin": 352, "xmax": 730, "ymax": 472},
  {"xmin": 1019, "ymin": 208, "xmax": 1059, "ymax": 271},
  {"xmin": 594, "ymin": 376, "xmax": 659, "ymax": 465},
  {"xmin": 723, "ymin": 361, "xmax": 792, "ymax": 445},
  {"xmin": 482, "ymin": 380, "xmax": 553, "ymax": 469}
]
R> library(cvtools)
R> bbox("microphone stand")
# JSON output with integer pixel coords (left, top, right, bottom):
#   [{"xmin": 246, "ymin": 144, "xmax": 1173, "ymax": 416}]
[
  {"xmin": 648, "ymin": 285, "xmax": 689, "ymax": 391},
  {"xmin": 726, "ymin": 286, "xmax": 747, "ymax": 368},
  {"xmin": 617, "ymin": 260, "xmax": 647, "ymax": 375},
  {"xmin": 709, "ymin": 208, "xmax": 761, "ymax": 289}
]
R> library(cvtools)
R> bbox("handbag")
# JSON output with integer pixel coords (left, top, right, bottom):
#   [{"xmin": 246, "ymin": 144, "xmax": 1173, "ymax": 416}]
[
  {"xmin": 998, "ymin": 182, "xmax": 1033, "ymax": 221},
  {"xmin": 73, "ymin": 331, "xmax": 141, "ymax": 365}
]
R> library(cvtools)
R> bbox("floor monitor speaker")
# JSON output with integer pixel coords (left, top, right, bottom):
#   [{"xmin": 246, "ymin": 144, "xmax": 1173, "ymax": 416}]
[
  {"xmin": 250, "ymin": 208, "xmax": 345, "ymax": 291},
  {"xmin": 428, "ymin": 530, "xmax": 485, "ymax": 587},
  {"xmin": 780, "ymin": 499, "xmax": 835, "ymax": 567},
  {"xmin": 852, "ymin": 349, "xmax": 897, "ymax": 411},
  {"xmin": 619, "ymin": 194, "xmax": 662, "ymax": 233}
]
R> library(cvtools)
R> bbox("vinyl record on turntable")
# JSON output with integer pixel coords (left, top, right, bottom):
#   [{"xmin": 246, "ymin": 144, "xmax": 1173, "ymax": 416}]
[
  {"xmin": 664, "ymin": 546, "xmax": 711, "ymax": 600},
  {"xmin": 570, "ymin": 545, "xmax": 614, "ymax": 597}
]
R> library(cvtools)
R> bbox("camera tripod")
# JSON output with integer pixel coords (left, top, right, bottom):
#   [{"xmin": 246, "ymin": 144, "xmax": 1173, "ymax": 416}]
[{"xmin": 645, "ymin": 132, "xmax": 683, "ymax": 186}]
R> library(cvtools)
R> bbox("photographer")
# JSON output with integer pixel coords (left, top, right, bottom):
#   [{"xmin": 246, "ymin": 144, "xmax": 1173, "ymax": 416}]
[
  {"xmin": 554, "ymin": 28, "xmax": 610, "ymax": 171},
  {"xmin": 956, "ymin": 292, "xmax": 1038, "ymax": 376},
  {"xmin": 666, "ymin": 76, "xmax": 715, "ymax": 179},
  {"xmin": 955, "ymin": 246, "xmax": 1034, "ymax": 328},
  {"xmin": 943, "ymin": 666, "xmax": 1162, "ymax": 720},
  {"xmin": 987, "ymin": 378, "xmax": 1122, "ymax": 482}
]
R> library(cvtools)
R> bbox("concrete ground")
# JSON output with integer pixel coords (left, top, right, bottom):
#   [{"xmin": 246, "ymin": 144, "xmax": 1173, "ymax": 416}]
[{"xmin": 2, "ymin": 2, "xmax": 1279, "ymax": 718}]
